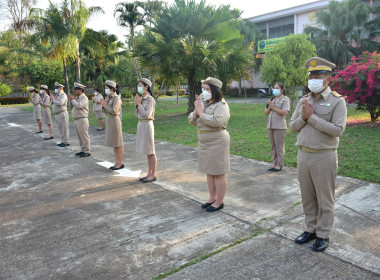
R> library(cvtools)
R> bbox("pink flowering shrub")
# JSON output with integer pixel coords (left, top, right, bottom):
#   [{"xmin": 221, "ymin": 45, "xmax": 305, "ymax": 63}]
[{"xmin": 331, "ymin": 51, "xmax": 380, "ymax": 121}]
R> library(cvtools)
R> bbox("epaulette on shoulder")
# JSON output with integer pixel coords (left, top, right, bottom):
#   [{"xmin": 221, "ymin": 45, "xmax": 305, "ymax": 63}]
[{"xmin": 331, "ymin": 91, "xmax": 342, "ymax": 98}]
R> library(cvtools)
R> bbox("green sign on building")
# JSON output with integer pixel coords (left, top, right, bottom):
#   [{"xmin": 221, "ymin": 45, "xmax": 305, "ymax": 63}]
[{"xmin": 258, "ymin": 37, "xmax": 286, "ymax": 53}]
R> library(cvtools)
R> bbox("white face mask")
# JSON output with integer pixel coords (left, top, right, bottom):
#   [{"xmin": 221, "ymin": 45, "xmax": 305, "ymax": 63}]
[
  {"xmin": 55, "ymin": 89, "xmax": 58, "ymax": 94},
  {"xmin": 201, "ymin": 89, "xmax": 212, "ymax": 102},
  {"xmin": 40, "ymin": 90, "xmax": 44, "ymax": 94},
  {"xmin": 308, "ymin": 79, "xmax": 325, "ymax": 93},
  {"xmin": 105, "ymin": 88, "xmax": 111, "ymax": 95},
  {"xmin": 94, "ymin": 91, "xmax": 98, "ymax": 95}
]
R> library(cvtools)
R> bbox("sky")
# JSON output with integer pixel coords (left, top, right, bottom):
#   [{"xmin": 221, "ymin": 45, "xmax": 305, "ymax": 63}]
[{"xmin": 3, "ymin": 0, "xmax": 319, "ymax": 40}]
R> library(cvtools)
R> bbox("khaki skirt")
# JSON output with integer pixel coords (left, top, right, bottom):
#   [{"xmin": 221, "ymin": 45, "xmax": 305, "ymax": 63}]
[
  {"xmin": 33, "ymin": 104, "xmax": 42, "ymax": 120},
  {"xmin": 197, "ymin": 129, "xmax": 230, "ymax": 175},
  {"xmin": 136, "ymin": 120, "xmax": 155, "ymax": 155},
  {"xmin": 42, "ymin": 107, "xmax": 52, "ymax": 125},
  {"xmin": 106, "ymin": 115, "xmax": 123, "ymax": 147},
  {"xmin": 94, "ymin": 110, "xmax": 105, "ymax": 119}
]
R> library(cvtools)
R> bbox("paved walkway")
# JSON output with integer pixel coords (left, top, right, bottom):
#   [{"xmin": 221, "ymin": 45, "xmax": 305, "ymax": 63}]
[{"xmin": 0, "ymin": 107, "xmax": 379, "ymax": 279}]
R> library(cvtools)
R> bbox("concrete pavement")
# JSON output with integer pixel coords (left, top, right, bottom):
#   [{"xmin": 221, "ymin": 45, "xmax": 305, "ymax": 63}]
[{"xmin": 0, "ymin": 106, "xmax": 379, "ymax": 279}]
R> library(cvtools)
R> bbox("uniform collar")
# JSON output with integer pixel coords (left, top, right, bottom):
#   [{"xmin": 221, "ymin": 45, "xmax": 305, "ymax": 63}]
[
  {"xmin": 312, "ymin": 87, "xmax": 331, "ymax": 101},
  {"xmin": 142, "ymin": 93, "xmax": 150, "ymax": 100}
]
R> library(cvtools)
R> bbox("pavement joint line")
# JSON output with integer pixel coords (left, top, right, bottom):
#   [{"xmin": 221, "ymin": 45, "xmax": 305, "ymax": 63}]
[{"xmin": 338, "ymin": 203, "xmax": 379, "ymax": 224}]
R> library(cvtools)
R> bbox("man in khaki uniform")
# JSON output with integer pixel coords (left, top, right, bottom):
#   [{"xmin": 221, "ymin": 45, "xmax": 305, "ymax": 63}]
[
  {"xmin": 289, "ymin": 57, "xmax": 347, "ymax": 252},
  {"xmin": 68, "ymin": 82, "xmax": 90, "ymax": 157},
  {"xmin": 51, "ymin": 82, "xmax": 70, "ymax": 147}
]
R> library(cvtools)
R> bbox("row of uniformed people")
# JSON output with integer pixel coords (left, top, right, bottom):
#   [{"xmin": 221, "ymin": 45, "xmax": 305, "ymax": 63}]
[{"xmin": 28, "ymin": 79, "xmax": 157, "ymax": 182}]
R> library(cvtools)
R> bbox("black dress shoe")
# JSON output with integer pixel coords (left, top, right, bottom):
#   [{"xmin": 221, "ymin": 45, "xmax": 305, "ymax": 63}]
[
  {"xmin": 295, "ymin": 231, "xmax": 317, "ymax": 244},
  {"xmin": 44, "ymin": 136, "xmax": 54, "ymax": 140},
  {"xmin": 313, "ymin": 238, "xmax": 329, "ymax": 252},
  {"xmin": 79, "ymin": 153, "xmax": 91, "ymax": 157},
  {"xmin": 75, "ymin": 151, "xmax": 84, "ymax": 156},
  {"xmin": 142, "ymin": 176, "xmax": 157, "ymax": 183},
  {"xmin": 268, "ymin": 167, "xmax": 275, "ymax": 171},
  {"xmin": 109, "ymin": 165, "xmax": 115, "ymax": 169},
  {"xmin": 139, "ymin": 176, "xmax": 148, "ymax": 181},
  {"xmin": 35, "ymin": 131, "xmax": 43, "ymax": 134},
  {"xmin": 206, "ymin": 203, "xmax": 224, "ymax": 212},
  {"xmin": 97, "ymin": 128, "xmax": 104, "ymax": 131},
  {"xmin": 201, "ymin": 201, "xmax": 215, "ymax": 209},
  {"xmin": 272, "ymin": 166, "xmax": 282, "ymax": 172},
  {"xmin": 111, "ymin": 164, "xmax": 124, "ymax": 170},
  {"xmin": 57, "ymin": 143, "xmax": 64, "ymax": 147}
]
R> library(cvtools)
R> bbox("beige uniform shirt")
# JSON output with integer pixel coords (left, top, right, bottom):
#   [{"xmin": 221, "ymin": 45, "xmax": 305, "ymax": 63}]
[
  {"xmin": 136, "ymin": 94, "xmax": 155, "ymax": 120},
  {"xmin": 71, "ymin": 93, "xmax": 89, "ymax": 119},
  {"xmin": 267, "ymin": 95, "xmax": 290, "ymax": 129},
  {"xmin": 93, "ymin": 94, "xmax": 103, "ymax": 111},
  {"xmin": 40, "ymin": 94, "xmax": 51, "ymax": 107},
  {"xmin": 103, "ymin": 93, "xmax": 121, "ymax": 116},
  {"xmin": 289, "ymin": 87, "xmax": 347, "ymax": 149},
  {"xmin": 188, "ymin": 100, "xmax": 230, "ymax": 130},
  {"xmin": 31, "ymin": 93, "xmax": 41, "ymax": 105},
  {"xmin": 52, "ymin": 92, "xmax": 68, "ymax": 114}
]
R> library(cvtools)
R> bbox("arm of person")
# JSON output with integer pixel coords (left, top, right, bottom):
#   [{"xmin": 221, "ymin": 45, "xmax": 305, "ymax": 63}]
[
  {"xmin": 53, "ymin": 95, "xmax": 67, "ymax": 106},
  {"xmin": 137, "ymin": 97, "xmax": 154, "ymax": 119},
  {"xmin": 307, "ymin": 99, "xmax": 347, "ymax": 137},
  {"xmin": 188, "ymin": 111, "xmax": 198, "ymax": 125},
  {"xmin": 71, "ymin": 96, "xmax": 88, "ymax": 109},
  {"xmin": 103, "ymin": 97, "xmax": 120, "ymax": 116},
  {"xmin": 274, "ymin": 97, "xmax": 290, "ymax": 116},
  {"xmin": 289, "ymin": 99, "xmax": 307, "ymax": 132},
  {"xmin": 199, "ymin": 103, "xmax": 230, "ymax": 128},
  {"xmin": 264, "ymin": 107, "xmax": 271, "ymax": 115}
]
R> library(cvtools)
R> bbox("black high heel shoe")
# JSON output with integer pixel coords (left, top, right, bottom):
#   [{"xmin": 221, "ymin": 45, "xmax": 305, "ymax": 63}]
[{"xmin": 272, "ymin": 166, "xmax": 282, "ymax": 172}]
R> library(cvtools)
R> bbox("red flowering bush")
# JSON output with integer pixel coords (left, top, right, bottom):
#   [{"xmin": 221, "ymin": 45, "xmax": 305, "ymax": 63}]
[{"xmin": 331, "ymin": 51, "xmax": 380, "ymax": 121}]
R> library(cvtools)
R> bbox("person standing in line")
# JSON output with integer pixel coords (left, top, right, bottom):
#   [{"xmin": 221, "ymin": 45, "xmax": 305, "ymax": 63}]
[
  {"xmin": 265, "ymin": 82, "xmax": 290, "ymax": 172},
  {"xmin": 92, "ymin": 88, "xmax": 105, "ymax": 131},
  {"xmin": 135, "ymin": 78, "xmax": 157, "ymax": 183},
  {"xmin": 289, "ymin": 57, "xmax": 347, "ymax": 252},
  {"xmin": 100, "ymin": 80, "xmax": 124, "ymax": 170},
  {"xmin": 188, "ymin": 77, "xmax": 231, "ymax": 212},
  {"xmin": 39, "ymin": 85, "xmax": 54, "ymax": 140},
  {"xmin": 68, "ymin": 82, "xmax": 91, "ymax": 157},
  {"xmin": 29, "ymin": 86, "xmax": 43, "ymax": 134},
  {"xmin": 51, "ymin": 82, "xmax": 70, "ymax": 147}
]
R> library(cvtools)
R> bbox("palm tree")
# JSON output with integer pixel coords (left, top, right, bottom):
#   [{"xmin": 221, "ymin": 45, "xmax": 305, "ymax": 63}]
[
  {"xmin": 304, "ymin": 0, "xmax": 379, "ymax": 69},
  {"xmin": 135, "ymin": 0, "xmax": 251, "ymax": 112},
  {"xmin": 114, "ymin": 1, "xmax": 145, "ymax": 79},
  {"xmin": 30, "ymin": 0, "xmax": 78, "ymax": 93}
]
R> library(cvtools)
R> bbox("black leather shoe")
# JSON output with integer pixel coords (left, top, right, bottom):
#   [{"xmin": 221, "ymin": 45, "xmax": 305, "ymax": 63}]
[
  {"xmin": 268, "ymin": 167, "xmax": 274, "ymax": 171},
  {"xmin": 139, "ymin": 176, "xmax": 148, "ymax": 181},
  {"xmin": 75, "ymin": 151, "xmax": 84, "ymax": 156},
  {"xmin": 35, "ymin": 131, "xmax": 43, "ymax": 134},
  {"xmin": 109, "ymin": 165, "xmax": 115, "ymax": 169},
  {"xmin": 57, "ymin": 143, "xmax": 64, "ymax": 147},
  {"xmin": 111, "ymin": 164, "xmax": 124, "ymax": 170},
  {"xmin": 272, "ymin": 166, "xmax": 282, "ymax": 172},
  {"xmin": 206, "ymin": 203, "xmax": 224, "ymax": 212},
  {"xmin": 142, "ymin": 176, "xmax": 157, "ymax": 183},
  {"xmin": 295, "ymin": 231, "xmax": 317, "ymax": 244},
  {"xmin": 313, "ymin": 238, "xmax": 329, "ymax": 252},
  {"xmin": 44, "ymin": 136, "xmax": 54, "ymax": 140},
  {"xmin": 201, "ymin": 201, "xmax": 215, "ymax": 209},
  {"xmin": 79, "ymin": 153, "xmax": 91, "ymax": 157}
]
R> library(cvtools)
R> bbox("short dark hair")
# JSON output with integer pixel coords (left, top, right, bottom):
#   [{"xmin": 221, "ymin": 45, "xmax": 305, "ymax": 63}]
[
  {"xmin": 209, "ymin": 84, "xmax": 224, "ymax": 103},
  {"xmin": 74, "ymin": 87, "xmax": 85, "ymax": 93},
  {"xmin": 94, "ymin": 88, "xmax": 100, "ymax": 93}
]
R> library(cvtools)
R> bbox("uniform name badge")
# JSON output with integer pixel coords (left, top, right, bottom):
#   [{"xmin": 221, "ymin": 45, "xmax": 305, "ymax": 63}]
[{"xmin": 320, "ymin": 103, "xmax": 331, "ymax": 107}]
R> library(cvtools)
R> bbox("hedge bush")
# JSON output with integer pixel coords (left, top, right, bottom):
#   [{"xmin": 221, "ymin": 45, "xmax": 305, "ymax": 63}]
[{"xmin": 0, "ymin": 97, "xmax": 29, "ymax": 105}]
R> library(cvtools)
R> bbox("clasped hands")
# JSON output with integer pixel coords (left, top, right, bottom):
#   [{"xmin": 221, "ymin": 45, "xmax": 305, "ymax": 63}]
[
  {"xmin": 135, "ymin": 94, "xmax": 142, "ymax": 106},
  {"xmin": 301, "ymin": 98, "xmax": 314, "ymax": 121},
  {"xmin": 194, "ymin": 95, "xmax": 204, "ymax": 117}
]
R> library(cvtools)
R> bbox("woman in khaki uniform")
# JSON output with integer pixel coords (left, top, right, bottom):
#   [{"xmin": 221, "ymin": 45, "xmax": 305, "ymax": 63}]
[
  {"xmin": 29, "ymin": 87, "xmax": 43, "ymax": 133},
  {"xmin": 188, "ymin": 77, "xmax": 230, "ymax": 212},
  {"xmin": 92, "ymin": 88, "xmax": 105, "ymax": 131},
  {"xmin": 265, "ymin": 82, "xmax": 290, "ymax": 171},
  {"xmin": 135, "ymin": 78, "xmax": 157, "ymax": 183},
  {"xmin": 39, "ymin": 85, "xmax": 54, "ymax": 140},
  {"xmin": 100, "ymin": 80, "xmax": 124, "ymax": 170}
]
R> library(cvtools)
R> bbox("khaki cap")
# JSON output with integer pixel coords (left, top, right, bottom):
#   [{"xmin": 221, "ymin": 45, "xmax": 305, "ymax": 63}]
[
  {"xmin": 201, "ymin": 77, "xmax": 223, "ymax": 89},
  {"xmin": 104, "ymin": 80, "xmax": 117, "ymax": 88},
  {"xmin": 27, "ymin": 86, "xmax": 36, "ymax": 92},
  {"xmin": 55, "ymin": 82, "xmax": 64, "ymax": 88},
  {"xmin": 138, "ymin": 78, "xmax": 152, "ymax": 88},
  {"xmin": 73, "ymin": 82, "xmax": 86, "ymax": 89},
  {"xmin": 40, "ymin": 85, "xmax": 48, "ymax": 90},
  {"xmin": 305, "ymin": 57, "xmax": 336, "ymax": 74}
]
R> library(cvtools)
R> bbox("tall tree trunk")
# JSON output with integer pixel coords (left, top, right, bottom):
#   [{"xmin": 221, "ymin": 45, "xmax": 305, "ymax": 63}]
[
  {"xmin": 238, "ymin": 71, "xmax": 242, "ymax": 96},
  {"xmin": 63, "ymin": 58, "xmax": 70, "ymax": 96},
  {"xmin": 131, "ymin": 26, "xmax": 141, "ymax": 79},
  {"xmin": 187, "ymin": 75, "xmax": 201, "ymax": 113},
  {"xmin": 76, "ymin": 44, "xmax": 81, "ymax": 83}
]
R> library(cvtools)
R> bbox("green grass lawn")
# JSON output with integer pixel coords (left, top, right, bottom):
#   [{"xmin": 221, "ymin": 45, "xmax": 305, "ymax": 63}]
[{"xmin": 21, "ymin": 100, "xmax": 380, "ymax": 182}]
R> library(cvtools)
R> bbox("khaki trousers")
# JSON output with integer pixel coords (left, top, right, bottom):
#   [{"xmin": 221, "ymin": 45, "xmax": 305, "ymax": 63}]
[
  {"xmin": 268, "ymin": 129, "xmax": 286, "ymax": 166},
  {"xmin": 74, "ymin": 118, "xmax": 90, "ymax": 153},
  {"xmin": 297, "ymin": 149, "xmax": 337, "ymax": 238},
  {"xmin": 55, "ymin": 111, "xmax": 69, "ymax": 144}
]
